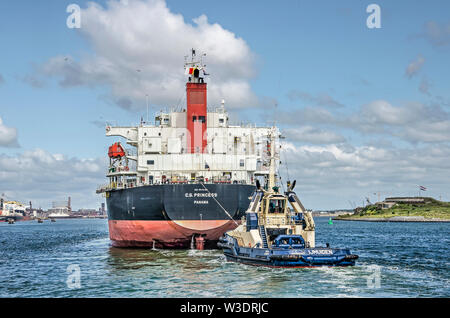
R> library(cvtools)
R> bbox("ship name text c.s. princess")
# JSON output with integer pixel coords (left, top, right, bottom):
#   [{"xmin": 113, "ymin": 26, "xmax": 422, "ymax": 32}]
[{"xmin": 185, "ymin": 192, "xmax": 218, "ymax": 198}]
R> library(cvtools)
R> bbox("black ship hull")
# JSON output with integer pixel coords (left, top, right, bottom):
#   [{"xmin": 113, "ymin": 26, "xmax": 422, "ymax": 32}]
[{"xmin": 106, "ymin": 183, "xmax": 255, "ymax": 248}]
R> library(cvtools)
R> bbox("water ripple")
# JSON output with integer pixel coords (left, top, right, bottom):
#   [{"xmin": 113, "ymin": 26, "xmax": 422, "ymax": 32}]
[{"xmin": 0, "ymin": 218, "xmax": 449, "ymax": 297}]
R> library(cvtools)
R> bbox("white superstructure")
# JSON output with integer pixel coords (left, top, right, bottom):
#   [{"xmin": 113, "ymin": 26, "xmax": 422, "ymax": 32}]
[
  {"xmin": 0, "ymin": 201, "xmax": 26, "ymax": 217},
  {"xmin": 48, "ymin": 207, "xmax": 70, "ymax": 218},
  {"xmin": 48, "ymin": 200, "xmax": 71, "ymax": 218},
  {"xmin": 103, "ymin": 106, "xmax": 279, "ymax": 190}
]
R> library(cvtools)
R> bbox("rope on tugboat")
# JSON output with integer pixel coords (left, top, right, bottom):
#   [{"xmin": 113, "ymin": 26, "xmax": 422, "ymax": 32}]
[{"xmin": 199, "ymin": 182, "xmax": 239, "ymax": 226}]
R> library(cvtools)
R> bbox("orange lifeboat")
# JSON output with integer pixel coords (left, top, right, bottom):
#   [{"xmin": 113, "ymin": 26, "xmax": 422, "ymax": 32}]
[{"xmin": 108, "ymin": 142, "xmax": 126, "ymax": 158}]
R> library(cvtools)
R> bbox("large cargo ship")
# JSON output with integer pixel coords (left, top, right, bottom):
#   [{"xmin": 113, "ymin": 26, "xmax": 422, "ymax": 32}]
[
  {"xmin": 0, "ymin": 199, "xmax": 27, "ymax": 221},
  {"xmin": 97, "ymin": 50, "xmax": 280, "ymax": 248}
]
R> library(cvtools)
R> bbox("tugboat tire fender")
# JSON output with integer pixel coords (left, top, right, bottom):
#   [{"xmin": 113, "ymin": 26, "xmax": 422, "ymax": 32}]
[
  {"xmin": 269, "ymin": 254, "xmax": 302, "ymax": 261},
  {"xmin": 217, "ymin": 242, "xmax": 234, "ymax": 249}
]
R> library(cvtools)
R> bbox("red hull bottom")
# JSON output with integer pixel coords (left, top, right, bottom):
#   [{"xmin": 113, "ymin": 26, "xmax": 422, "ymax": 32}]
[{"xmin": 108, "ymin": 219, "xmax": 240, "ymax": 248}]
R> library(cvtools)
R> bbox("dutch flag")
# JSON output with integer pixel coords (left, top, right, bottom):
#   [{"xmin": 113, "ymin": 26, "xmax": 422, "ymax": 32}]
[{"xmin": 419, "ymin": 185, "xmax": 427, "ymax": 191}]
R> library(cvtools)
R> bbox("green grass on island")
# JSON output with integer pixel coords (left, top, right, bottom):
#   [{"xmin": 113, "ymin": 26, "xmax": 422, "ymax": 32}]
[{"xmin": 337, "ymin": 197, "xmax": 450, "ymax": 220}]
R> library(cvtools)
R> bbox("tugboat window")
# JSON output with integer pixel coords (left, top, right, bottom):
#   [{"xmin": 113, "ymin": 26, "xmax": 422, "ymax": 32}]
[{"xmin": 269, "ymin": 199, "xmax": 284, "ymax": 213}]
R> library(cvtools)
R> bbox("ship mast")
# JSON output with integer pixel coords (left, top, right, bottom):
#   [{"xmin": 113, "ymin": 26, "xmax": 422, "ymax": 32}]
[{"xmin": 184, "ymin": 49, "xmax": 207, "ymax": 83}]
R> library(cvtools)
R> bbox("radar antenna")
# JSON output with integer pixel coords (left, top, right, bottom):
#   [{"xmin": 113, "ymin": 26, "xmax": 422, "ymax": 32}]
[{"xmin": 184, "ymin": 48, "xmax": 209, "ymax": 83}]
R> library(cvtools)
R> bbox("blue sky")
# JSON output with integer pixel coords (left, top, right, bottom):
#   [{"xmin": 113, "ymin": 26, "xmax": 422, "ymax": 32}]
[{"xmin": 0, "ymin": 0, "xmax": 449, "ymax": 209}]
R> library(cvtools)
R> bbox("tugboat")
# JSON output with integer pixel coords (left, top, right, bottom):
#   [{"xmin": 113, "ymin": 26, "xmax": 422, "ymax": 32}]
[{"xmin": 218, "ymin": 128, "xmax": 358, "ymax": 267}]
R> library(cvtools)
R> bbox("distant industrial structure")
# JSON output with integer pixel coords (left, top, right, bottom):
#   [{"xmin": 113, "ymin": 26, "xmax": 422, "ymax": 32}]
[
  {"xmin": 48, "ymin": 198, "xmax": 71, "ymax": 218},
  {"xmin": 1, "ymin": 195, "xmax": 107, "ymax": 222}
]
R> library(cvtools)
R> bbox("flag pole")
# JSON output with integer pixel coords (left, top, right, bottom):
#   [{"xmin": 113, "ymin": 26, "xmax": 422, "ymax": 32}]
[{"xmin": 146, "ymin": 94, "xmax": 149, "ymax": 123}]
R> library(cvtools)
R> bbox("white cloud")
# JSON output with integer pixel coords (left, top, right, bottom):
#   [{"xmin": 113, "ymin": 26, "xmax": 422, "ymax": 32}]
[
  {"xmin": 352, "ymin": 100, "xmax": 414, "ymax": 130},
  {"xmin": 0, "ymin": 117, "xmax": 19, "ymax": 148},
  {"xmin": 287, "ymin": 90, "xmax": 344, "ymax": 108},
  {"xmin": 351, "ymin": 101, "xmax": 450, "ymax": 143},
  {"xmin": 405, "ymin": 55, "xmax": 425, "ymax": 78},
  {"xmin": 36, "ymin": 0, "xmax": 258, "ymax": 110},
  {"xmin": 421, "ymin": 21, "xmax": 450, "ymax": 47},
  {"xmin": 278, "ymin": 100, "xmax": 450, "ymax": 144},
  {"xmin": 284, "ymin": 126, "xmax": 346, "ymax": 144},
  {"xmin": 22, "ymin": 74, "xmax": 45, "ymax": 88},
  {"xmin": 277, "ymin": 106, "xmax": 338, "ymax": 125},
  {"xmin": 403, "ymin": 120, "xmax": 450, "ymax": 143},
  {"xmin": 279, "ymin": 142, "xmax": 450, "ymax": 209},
  {"xmin": 0, "ymin": 149, "xmax": 106, "ymax": 210},
  {"xmin": 419, "ymin": 77, "xmax": 431, "ymax": 95}
]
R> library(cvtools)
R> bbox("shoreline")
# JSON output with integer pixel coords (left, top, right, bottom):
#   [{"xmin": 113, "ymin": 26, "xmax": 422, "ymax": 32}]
[{"xmin": 333, "ymin": 216, "xmax": 450, "ymax": 223}]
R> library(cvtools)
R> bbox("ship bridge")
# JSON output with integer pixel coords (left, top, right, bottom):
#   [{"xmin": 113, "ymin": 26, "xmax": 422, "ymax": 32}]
[{"xmin": 102, "ymin": 106, "xmax": 279, "ymax": 191}]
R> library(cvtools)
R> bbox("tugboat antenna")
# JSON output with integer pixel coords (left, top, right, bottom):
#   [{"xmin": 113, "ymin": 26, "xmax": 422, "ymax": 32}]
[{"xmin": 268, "ymin": 127, "xmax": 277, "ymax": 191}]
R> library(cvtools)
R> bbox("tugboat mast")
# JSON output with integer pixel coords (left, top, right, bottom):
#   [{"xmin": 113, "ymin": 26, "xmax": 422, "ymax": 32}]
[{"xmin": 268, "ymin": 127, "xmax": 277, "ymax": 192}]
